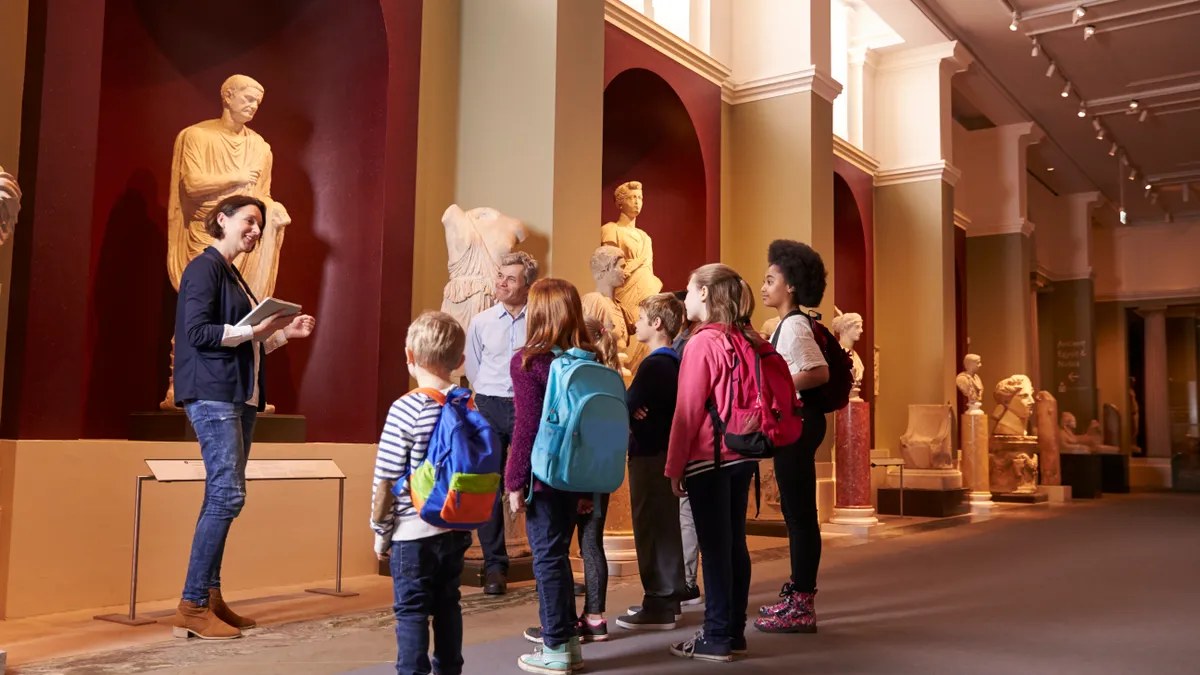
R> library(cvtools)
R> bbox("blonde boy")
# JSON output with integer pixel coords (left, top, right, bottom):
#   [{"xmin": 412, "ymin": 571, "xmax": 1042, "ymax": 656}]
[{"xmin": 370, "ymin": 311, "xmax": 473, "ymax": 675}]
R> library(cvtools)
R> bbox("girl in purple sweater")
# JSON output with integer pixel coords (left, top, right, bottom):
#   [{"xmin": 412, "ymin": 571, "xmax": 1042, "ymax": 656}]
[{"xmin": 506, "ymin": 278, "xmax": 597, "ymax": 674}]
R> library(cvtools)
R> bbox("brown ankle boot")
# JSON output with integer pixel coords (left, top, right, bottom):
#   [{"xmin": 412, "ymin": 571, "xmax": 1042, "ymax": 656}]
[
  {"xmin": 172, "ymin": 600, "xmax": 242, "ymax": 640},
  {"xmin": 209, "ymin": 588, "xmax": 257, "ymax": 629}
]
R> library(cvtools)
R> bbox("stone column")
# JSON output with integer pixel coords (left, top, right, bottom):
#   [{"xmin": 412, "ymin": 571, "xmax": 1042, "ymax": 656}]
[
  {"xmin": 960, "ymin": 405, "xmax": 992, "ymax": 510},
  {"xmin": 846, "ymin": 47, "xmax": 878, "ymax": 155},
  {"xmin": 1141, "ymin": 307, "xmax": 1170, "ymax": 458},
  {"xmin": 455, "ymin": 0, "xmax": 605, "ymax": 562},
  {"xmin": 873, "ymin": 42, "xmax": 971, "ymax": 452},
  {"xmin": 826, "ymin": 397, "xmax": 880, "ymax": 534}
]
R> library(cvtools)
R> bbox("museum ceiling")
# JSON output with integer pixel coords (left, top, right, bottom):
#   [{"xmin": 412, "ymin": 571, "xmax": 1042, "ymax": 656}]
[{"xmin": 913, "ymin": 0, "xmax": 1200, "ymax": 226}]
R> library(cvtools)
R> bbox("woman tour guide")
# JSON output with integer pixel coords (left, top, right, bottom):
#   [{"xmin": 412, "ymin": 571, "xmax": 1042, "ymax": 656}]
[{"xmin": 171, "ymin": 194, "xmax": 315, "ymax": 640}]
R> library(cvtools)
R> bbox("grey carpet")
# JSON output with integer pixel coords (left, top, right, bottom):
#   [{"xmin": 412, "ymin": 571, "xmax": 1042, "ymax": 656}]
[{"xmin": 345, "ymin": 493, "xmax": 1200, "ymax": 674}]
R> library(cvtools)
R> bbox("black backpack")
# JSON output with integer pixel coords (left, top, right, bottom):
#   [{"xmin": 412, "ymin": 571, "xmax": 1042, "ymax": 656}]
[{"xmin": 771, "ymin": 310, "xmax": 853, "ymax": 414}]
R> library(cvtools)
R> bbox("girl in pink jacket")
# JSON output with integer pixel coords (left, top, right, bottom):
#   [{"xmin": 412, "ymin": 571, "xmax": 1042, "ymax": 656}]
[{"xmin": 665, "ymin": 263, "xmax": 762, "ymax": 663}]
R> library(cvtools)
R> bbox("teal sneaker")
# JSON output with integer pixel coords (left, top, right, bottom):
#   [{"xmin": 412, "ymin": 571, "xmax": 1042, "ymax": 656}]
[
  {"xmin": 569, "ymin": 636, "xmax": 585, "ymax": 671},
  {"xmin": 518, "ymin": 641, "xmax": 572, "ymax": 674}
]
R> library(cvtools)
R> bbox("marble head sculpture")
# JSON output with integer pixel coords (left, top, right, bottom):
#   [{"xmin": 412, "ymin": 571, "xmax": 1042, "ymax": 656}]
[
  {"xmin": 956, "ymin": 354, "xmax": 984, "ymax": 409},
  {"xmin": 0, "ymin": 165, "xmax": 20, "ymax": 245},
  {"xmin": 831, "ymin": 310, "xmax": 865, "ymax": 396},
  {"xmin": 993, "ymin": 374, "xmax": 1035, "ymax": 436},
  {"xmin": 581, "ymin": 245, "xmax": 629, "ymax": 356}
]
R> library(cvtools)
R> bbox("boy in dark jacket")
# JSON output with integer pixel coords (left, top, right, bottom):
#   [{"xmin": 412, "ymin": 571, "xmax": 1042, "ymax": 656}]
[{"xmin": 617, "ymin": 293, "xmax": 689, "ymax": 631}]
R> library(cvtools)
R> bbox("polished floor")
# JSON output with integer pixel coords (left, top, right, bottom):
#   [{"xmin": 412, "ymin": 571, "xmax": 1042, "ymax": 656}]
[{"xmin": 16, "ymin": 493, "xmax": 1200, "ymax": 674}]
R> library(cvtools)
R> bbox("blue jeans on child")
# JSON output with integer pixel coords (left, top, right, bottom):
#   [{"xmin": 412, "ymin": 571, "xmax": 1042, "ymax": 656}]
[
  {"xmin": 390, "ymin": 531, "xmax": 473, "ymax": 675},
  {"xmin": 526, "ymin": 487, "xmax": 579, "ymax": 648},
  {"xmin": 181, "ymin": 400, "xmax": 256, "ymax": 604},
  {"xmin": 686, "ymin": 461, "xmax": 756, "ymax": 647}
]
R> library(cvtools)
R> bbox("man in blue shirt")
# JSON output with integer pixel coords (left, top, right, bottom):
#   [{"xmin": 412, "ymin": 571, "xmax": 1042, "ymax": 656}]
[{"xmin": 465, "ymin": 251, "xmax": 539, "ymax": 595}]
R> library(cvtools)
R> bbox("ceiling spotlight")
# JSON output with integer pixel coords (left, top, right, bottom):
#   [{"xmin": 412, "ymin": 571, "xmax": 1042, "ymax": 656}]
[
  {"xmin": 1078, "ymin": 103, "xmax": 1088, "ymax": 118},
  {"xmin": 1120, "ymin": 208, "xmax": 1127, "ymax": 225},
  {"xmin": 1129, "ymin": 169, "xmax": 1138, "ymax": 181},
  {"xmin": 1031, "ymin": 39, "xmax": 1040, "ymax": 57},
  {"xmin": 1092, "ymin": 118, "xmax": 1102, "ymax": 131},
  {"xmin": 1073, "ymin": 6, "xmax": 1087, "ymax": 24},
  {"xmin": 1150, "ymin": 192, "xmax": 1159, "ymax": 205},
  {"xmin": 1062, "ymin": 82, "xmax": 1072, "ymax": 98},
  {"xmin": 1145, "ymin": 182, "xmax": 1152, "ymax": 191},
  {"xmin": 1010, "ymin": 11, "xmax": 1019, "ymax": 31},
  {"xmin": 1130, "ymin": 100, "xmax": 1140, "ymax": 109},
  {"xmin": 1109, "ymin": 143, "xmax": 1118, "ymax": 156},
  {"xmin": 1084, "ymin": 25, "xmax": 1096, "ymax": 40},
  {"xmin": 1097, "ymin": 128, "xmax": 1106, "ymax": 140},
  {"xmin": 1048, "ymin": 167, "xmax": 1056, "ymax": 172},
  {"xmin": 1139, "ymin": 109, "xmax": 1149, "ymax": 122},
  {"xmin": 1046, "ymin": 62, "xmax": 1057, "ymax": 78}
]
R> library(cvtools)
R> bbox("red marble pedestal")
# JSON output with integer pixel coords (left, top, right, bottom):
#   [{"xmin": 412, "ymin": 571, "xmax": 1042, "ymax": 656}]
[{"xmin": 827, "ymin": 399, "xmax": 879, "ymax": 531}]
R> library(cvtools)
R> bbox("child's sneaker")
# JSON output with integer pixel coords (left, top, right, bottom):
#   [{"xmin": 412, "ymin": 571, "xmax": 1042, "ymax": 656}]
[
  {"xmin": 576, "ymin": 618, "xmax": 609, "ymax": 643},
  {"xmin": 519, "ymin": 642, "xmax": 572, "ymax": 674},
  {"xmin": 524, "ymin": 626, "xmax": 545, "ymax": 644},
  {"xmin": 616, "ymin": 608, "xmax": 677, "ymax": 631},
  {"xmin": 669, "ymin": 631, "xmax": 733, "ymax": 663},
  {"xmin": 625, "ymin": 605, "xmax": 683, "ymax": 621},
  {"xmin": 568, "ymin": 636, "xmax": 584, "ymax": 671},
  {"xmin": 679, "ymin": 583, "xmax": 703, "ymax": 606},
  {"xmin": 731, "ymin": 634, "xmax": 748, "ymax": 656}
]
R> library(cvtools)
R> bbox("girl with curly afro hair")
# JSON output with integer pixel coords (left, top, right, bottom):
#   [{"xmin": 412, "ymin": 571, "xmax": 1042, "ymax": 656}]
[{"xmin": 754, "ymin": 239, "xmax": 830, "ymax": 635}]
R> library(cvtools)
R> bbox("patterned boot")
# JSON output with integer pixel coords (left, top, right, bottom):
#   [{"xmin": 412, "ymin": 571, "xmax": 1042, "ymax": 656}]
[
  {"xmin": 754, "ymin": 590, "xmax": 817, "ymax": 634},
  {"xmin": 757, "ymin": 582, "xmax": 796, "ymax": 618}
]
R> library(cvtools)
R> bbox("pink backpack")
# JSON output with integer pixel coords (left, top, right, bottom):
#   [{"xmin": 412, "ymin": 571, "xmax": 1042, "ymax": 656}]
[{"xmin": 700, "ymin": 325, "xmax": 803, "ymax": 462}]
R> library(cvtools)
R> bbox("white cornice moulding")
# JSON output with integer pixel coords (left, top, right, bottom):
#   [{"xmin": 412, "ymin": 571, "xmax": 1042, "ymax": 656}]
[
  {"xmin": 833, "ymin": 135, "xmax": 880, "ymax": 176},
  {"xmin": 604, "ymin": 0, "xmax": 731, "ymax": 87},
  {"xmin": 954, "ymin": 210, "xmax": 971, "ymax": 231},
  {"xmin": 965, "ymin": 218, "xmax": 1035, "ymax": 238},
  {"xmin": 876, "ymin": 40, "xmax": 973, "ymax": 73},
  {"xmin": 722, "ymin": 68, "xmax": 844, "ymax": 105},
  {"xmin": 875, "ymin": 161, "xmax": 961, "ymax": 188},
  {"xmin": 1096, "ymin": 288, "xmax": 1200, "ymax": 303},
  {"xmin": 1036, "ymin": 263, "xmax": 1093, "ymax": 282}
]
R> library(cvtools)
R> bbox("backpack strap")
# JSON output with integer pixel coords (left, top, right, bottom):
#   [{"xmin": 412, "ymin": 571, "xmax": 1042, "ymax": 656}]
[{"xmin": 409, "ymin": 387, "xmax": 448, "ymax": 405}]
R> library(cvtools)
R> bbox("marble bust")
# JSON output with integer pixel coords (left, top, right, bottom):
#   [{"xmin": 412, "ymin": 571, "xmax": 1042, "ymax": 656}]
[
  {"xmin": 956, "ymin": 354, "xmax": 984, "ymax": 411},
  {"xmin": 992, "ymin": 374, "xmax": 1035, "ymax": 436},
  {"xmin": 581, "ymin": 245, "xmax": 631, "ymax": 376},
  {"xmin": 601, "ymin": 181, "xmax": 662, "ymax": 334},
  {"xmin": 163, "ymin": 74, "xmax": 290, "ymax": 410},
  {"xmin": 439, "ymin": 204, "xmax": 528, "ymax": 333},
  {"xmin": 831, "ymin": 310, "xmax": 865, "ymax": 400},
  {"xmin": 0, "ymin": 165, "xmax": 20, "ymax": 246}
]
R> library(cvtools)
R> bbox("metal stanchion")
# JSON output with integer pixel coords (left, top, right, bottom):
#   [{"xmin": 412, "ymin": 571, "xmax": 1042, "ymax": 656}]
[
  {"xmin": 95, "ymin": 476, "xmax": 156, "ymax": 625},
  {"xmin": 307, "ymin": 477, "xmax": 357, "ymax": 598}
]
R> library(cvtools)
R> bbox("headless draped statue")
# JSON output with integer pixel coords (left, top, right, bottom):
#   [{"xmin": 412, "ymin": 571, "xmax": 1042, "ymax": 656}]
[
  {"xmin": 0, "ymin": 165, "xmax": 20, "ymax": 246},
  {"xmin": 439, "ymin": 204, "xmax": 528, "ymax": 333},
  {"xmin": 162, "ymin": 74, "xmax": 291, "ymax": 410}
]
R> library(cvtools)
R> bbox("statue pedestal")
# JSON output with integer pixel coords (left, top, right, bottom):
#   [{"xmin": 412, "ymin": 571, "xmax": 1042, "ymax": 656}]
[
  {"xmin": 886, "ymin": 467, "xmax": 962, "ymax": 490},
  {"xmin": 825, "ymin": 399, "xmax": 881, "ymax": 535},
  {"xmin": 989, "ymin": 435, "xmax": 1040, "ymax": 496},
  {"xmin": 1060, "ymin": 452, "xmax": 1103, "ymax": 499},
  {"xmin": 601, "ymin": 473, "xmax": 639, "ymax": 576},
  {"xmin": 129, "ymin": 410, "xmax": 306, "ymax": 443},
  {"xmin": 464, "ymin": 496, "xmax": 532, "ymax": 584},
  {"xmin": 960, "ymin": 410, "xmax": 993, "ymax": 511}
]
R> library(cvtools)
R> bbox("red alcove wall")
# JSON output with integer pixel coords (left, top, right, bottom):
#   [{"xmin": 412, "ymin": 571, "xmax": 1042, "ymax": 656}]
[
  {"xmin": 603, "ymin": 24, "xmax": 721, "ymax": 290},
  {"xmin": 5, "ymin": 0, "xmax": 422, "ymax": 442},
  {"xmin": 832, "ymin": 159, "xmax": 875, "ymax": 441}
]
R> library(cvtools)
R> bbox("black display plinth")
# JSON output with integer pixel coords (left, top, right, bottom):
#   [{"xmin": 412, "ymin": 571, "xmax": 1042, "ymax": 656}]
[
  {"xmin": 1099, "ymin": 453, "xmax": 1131, "ymax": 493},
  {"xmin": 746, "ymin": 519, "xmax": 789, "ymax": 538},
  {"xmin": 877, "ymin": 488, "xmax": 969, "ymax": 518},
  {"xmin": 1061, "ymin": 453, "xmax": 1103, "ymax": 499},
  {"xmin": 130, "ymin": 410, "xmax": 306, "ymax": 443},
  {"xmin": 461, "ymin": 556, "xmax": 536, "ymax": 587},
  {"xmin": 1172, "ymin": 452, "xmax": 1200, "ymax": 492},
  {"xmin": 992, "ymin": 491, "xmax": 1049, "ymax": 504}
]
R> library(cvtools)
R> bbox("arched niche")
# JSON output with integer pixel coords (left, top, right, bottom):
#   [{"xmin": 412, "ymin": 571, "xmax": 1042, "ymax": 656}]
[
  {"xmin": 601, "ymin": 68, "xmax": 707, "ymax": 293},
  {"xmin": 84, "ymin": 0, "xmax": 401, "ymax": 441},
  {"xmin": 834, "ymin": 171, "xmax": 874, "ymax": 409}
]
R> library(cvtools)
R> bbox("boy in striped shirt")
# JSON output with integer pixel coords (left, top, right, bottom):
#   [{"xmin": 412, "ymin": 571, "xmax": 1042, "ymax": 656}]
[{"xmin": 371, "ymin": 311, "xmax": 473, "ymax": 675}]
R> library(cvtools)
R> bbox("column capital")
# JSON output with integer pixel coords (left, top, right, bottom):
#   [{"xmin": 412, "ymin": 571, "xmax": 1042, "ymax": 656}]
[
  {"xmin": 877, "ymin": 40, "xmax": 973, "ymax": 74},
  {"xmin": 1136, "ymin": 305, "xmax": 1169, "ymax": 317},
  {"xmin": 876, "ymin": 160, "xmax": 961, "ymax": 188},
  {"xmin": 848, "ymin": 46, "xmax": 880, "ymax": 69},
  {"xmin": 723, "ymin": 66, "xmax": 843, "ymax": 105},
  {"xmin": 966, "ymin": 217, "xmax": 1036, "ymax": 238}
]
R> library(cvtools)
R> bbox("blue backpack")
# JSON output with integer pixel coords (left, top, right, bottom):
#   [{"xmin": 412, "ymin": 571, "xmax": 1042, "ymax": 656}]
[
  {"xmin": 393, "ymin": 387, "xmax": 502, "ymax": 530},
  {"xmin": 529, "ymin": 348, "xmax": 629, "ymax": 496}
]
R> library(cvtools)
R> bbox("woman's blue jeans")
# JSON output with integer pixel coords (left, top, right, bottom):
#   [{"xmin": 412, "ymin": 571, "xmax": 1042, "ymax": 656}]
[{"xmin": 181, "ymin": 400, "xmax": 257, "ymax": 605}]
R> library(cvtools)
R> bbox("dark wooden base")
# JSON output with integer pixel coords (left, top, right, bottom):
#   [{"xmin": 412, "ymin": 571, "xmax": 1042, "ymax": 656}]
[
  {"xmin": 992, "ymin": 491, "xmax": 1049, "ymax": 504},
  {"xmin": 130, "ymin": 410, "xmax": 306, "ymax": 443},
  {"xmin": 1061, "ymin": 453, "xmax": 1104, "ymax": 499},
  {"xmin": 1100, "ymin": 453, "xmax": 1131, "ymax": 493},
  {"xmin": 746, "ymin": 519, "xmax": 789, "ymax": 538},
  {"xmin": 462, "ymin": 556, "xmax": 536, "ymax": 587},
  {"xmin": 1172, "ymin": 453, "xmax": 1200, "ymax": 492},
  {"xmin": 877, "ymin": 488, "xmax": 969, "ymax": 518}
]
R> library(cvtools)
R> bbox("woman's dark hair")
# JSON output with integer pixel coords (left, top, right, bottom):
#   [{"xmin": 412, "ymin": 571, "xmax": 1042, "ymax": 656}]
[
  {"xmin": 767, "ymin": 239, "xmax": 827, "ymax": 308},
  {"xmin": 205, "ymin": 195, "xmax": 266, "ymax": 239}
]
